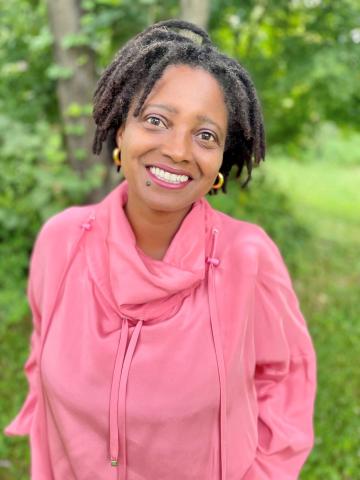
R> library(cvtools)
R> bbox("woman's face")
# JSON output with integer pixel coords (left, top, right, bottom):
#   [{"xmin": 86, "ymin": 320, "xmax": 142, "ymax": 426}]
[{"xmin": 115, "ymin": 63, "xmax": 228, "ymax": 215}]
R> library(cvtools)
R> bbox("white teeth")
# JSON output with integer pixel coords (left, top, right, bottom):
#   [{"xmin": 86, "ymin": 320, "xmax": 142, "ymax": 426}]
[{"xmin": 149, "ymin": 166, "xmax": 189, "ymax": 184}]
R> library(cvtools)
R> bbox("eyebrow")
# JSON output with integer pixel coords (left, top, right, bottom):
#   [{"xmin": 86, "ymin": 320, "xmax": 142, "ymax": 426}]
[{"xmin": 143, "ymin": 103, "xmax": 225, "ymax": 138}]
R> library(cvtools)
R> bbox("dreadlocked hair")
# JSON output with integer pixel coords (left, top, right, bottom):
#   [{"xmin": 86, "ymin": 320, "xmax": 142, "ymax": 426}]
[{"xmin": 92, "ymin": 19, "xmax": 266, "ymax": 192}]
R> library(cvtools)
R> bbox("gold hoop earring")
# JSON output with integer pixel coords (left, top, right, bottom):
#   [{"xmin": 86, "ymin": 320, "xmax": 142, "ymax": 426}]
[
  {"xmin": 113, "ymin": 148, "xmax": 121, "ymax": 172},
  {"xmin": 212, "ymin": 172, "xmax": 224, "ymax": 190}
]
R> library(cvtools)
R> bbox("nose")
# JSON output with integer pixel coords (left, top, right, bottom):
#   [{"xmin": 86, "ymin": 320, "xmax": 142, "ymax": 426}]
[{"xmin": 160, "ymin": 129, "xmax": 192, "ymax": 163}]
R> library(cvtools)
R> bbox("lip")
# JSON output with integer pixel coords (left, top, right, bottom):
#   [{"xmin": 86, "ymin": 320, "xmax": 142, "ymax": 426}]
[{"xmin": 145, "ymin": 162, "xmax": 193, "ymax": 179}]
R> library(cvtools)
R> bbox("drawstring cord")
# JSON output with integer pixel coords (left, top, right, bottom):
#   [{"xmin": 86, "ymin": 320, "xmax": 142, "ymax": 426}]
[
  {"xmin": 206, "ymin": 227, "xmax": 227, "ymax": 480},
  {"xmin": 109, "ymin": 317, "xmax": 143, "ymax": 478},
  {"xmin": 80, "ymin": 212, "xmax": 144, "ymax": 477}
]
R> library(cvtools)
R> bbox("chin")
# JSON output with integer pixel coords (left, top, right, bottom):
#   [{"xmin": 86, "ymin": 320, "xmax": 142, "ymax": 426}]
[
  {"xmin": 148, "ymin": 199, "xmax": 191, "ymax": 214},
  {"xmin": 142, "ymin": 192, "xmax": 195, "ymax": 214}
]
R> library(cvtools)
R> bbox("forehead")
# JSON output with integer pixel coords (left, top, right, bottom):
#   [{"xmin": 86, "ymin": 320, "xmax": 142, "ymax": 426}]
[{"xmin": 134, "ymin": 64, "xmax": 228, "ymax": 126}]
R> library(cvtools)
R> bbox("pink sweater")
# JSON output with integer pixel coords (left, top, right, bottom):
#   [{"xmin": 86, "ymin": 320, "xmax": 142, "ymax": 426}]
[{"xmin": 5, "ymin": 180, "xmax": 317, "ymax": 479}]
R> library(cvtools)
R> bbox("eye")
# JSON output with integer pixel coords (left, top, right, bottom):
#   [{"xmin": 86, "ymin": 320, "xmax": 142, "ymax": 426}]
[
  {"xmin": 145, "ymin": 115, "xmax": 166, "ymax": 128},
  {"xmin": 198, "ymin": 131, "xmax": 217, "ymax": 143}
]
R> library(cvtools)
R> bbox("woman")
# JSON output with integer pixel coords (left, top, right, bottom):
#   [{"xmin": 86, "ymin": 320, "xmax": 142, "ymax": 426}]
[{"xmin": 5, "ymin": 19, "xmax": 317, "ymax": 479}]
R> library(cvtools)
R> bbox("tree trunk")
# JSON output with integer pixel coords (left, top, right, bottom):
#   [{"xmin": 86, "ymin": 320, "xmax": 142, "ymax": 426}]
[
  {"xmin": 46, "ymin": 0, "xmax": 114, "ymax": 202},
  {"xmin": 180, "ymin": 0, "xmax": 210, "ymax": 30}
]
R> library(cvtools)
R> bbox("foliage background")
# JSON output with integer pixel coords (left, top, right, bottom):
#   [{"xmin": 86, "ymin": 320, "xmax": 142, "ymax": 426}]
[{"xmin": 0, "ymin": 0, "xmax": 359, "ymax": 478}]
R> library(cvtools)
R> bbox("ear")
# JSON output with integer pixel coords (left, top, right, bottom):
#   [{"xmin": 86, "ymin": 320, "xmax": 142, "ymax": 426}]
[{"xmin": 115, "ymin": 124, "xmax": 125, "ymax": 148}]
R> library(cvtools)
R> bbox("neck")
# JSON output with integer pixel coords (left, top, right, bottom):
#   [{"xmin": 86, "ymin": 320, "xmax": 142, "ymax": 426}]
[{"xmin": 124, "ymin": 193, "xmax": 192, "ymax": 261}]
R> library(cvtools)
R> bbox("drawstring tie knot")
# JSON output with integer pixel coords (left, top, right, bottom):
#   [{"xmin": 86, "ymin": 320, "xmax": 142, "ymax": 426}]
[
  {"xmin": 80, "ymin": 213, "xmax": 96, "ymax": 231},
  {"xmin": 206, "ymin": 257, "xmax": 220, "ymax": 266}
]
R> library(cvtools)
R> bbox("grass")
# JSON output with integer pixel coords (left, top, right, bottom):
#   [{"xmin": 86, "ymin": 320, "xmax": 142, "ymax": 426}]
[{"xmin": 265, "ymin": 158, "xmax": 360, "ymax": 244}]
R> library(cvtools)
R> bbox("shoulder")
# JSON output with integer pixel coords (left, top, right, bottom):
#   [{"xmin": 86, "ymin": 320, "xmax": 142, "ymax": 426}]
[
  {"xmin": 30, "ymin": 204, "xmax": 96, "ymax": 278},
  {"xmin": 213, "ymin": 208, "xmax": 276, "ymax": 251},
  {"xmin": 28, "ymin": 204, "xmax": 97, "ymax": 313},
  {"xmin": 35, "ymin": 204, "xmax": 95, "ymax": 250},
  {"xmin": 210, "ymin": 208, "xmax": 286, "ymax": 276}
]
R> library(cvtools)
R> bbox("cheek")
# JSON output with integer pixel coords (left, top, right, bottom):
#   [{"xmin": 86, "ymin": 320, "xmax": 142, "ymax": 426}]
[
  {"xmin": 122, "ymin": 129, "xmax": 157, "ymax": 160},
  {"xmin": 200, "ymin": 153, "xmax": 223, "ymax": 178}
]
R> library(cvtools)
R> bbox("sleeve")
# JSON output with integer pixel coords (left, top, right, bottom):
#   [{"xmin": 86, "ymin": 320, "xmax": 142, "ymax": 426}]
[
  {"xmin": 4, "ymin": 225, "xmax": 54, "ymax": 478},
  {"xmin": 243, "ymin": 229, "xmax": 317, "ymax": 480},
  {"xmin": 4, "ymin": 238, "xmax": 42, "ymax": 437}
]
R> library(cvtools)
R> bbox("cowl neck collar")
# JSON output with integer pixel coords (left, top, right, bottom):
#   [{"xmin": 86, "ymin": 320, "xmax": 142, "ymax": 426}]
[{"xmin": 85, "ymin": 180, "xmax": 208, "ymax": 324}]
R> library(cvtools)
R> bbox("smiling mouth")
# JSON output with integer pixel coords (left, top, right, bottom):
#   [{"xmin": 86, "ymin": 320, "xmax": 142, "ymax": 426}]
[{"xmin": 146, "ymin": 165, "xmax": 192, "ymax": 185}]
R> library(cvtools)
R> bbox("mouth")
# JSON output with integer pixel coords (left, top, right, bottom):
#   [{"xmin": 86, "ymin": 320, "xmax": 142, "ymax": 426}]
[
  {"xmin": 145, "ymin": 165, "xmax": 193, "ymax": 190},
  {"xmin": 145, "ymin": 164, "xmax": 193, "ymax": 185}
]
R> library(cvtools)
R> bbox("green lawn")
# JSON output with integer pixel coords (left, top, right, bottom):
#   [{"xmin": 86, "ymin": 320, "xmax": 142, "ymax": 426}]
[{"xmin": 265, "ymin": 158, "xmax": 360, "ymax": 244}]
